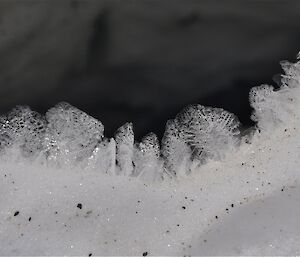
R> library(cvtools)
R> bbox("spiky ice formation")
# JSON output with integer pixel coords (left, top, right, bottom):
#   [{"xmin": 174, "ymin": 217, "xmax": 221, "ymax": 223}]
[
  {"xmin": 133, "ymin": 132, "xmax": 163, "ymax": 181},
  {"xmin": 0, "ymin": 106, "xmax": 46, "ymax": 158},
  {"xmin": 0, "ymin": 53, "xmax": 300, "ymax": 180},
  {"xmin": 174, "ymin": 104, "xmax": 241, "ymax": 162},
  {"xmin": 43, "ymin": 102, "xmax": 104, "ymax": 166},
  {"xmin": 161, "ymin": 119, "xmax": 192, "ymax": 177},
  {"xmin": 115, "ymin": 122, "xmax": 134, "ymax": 176}
]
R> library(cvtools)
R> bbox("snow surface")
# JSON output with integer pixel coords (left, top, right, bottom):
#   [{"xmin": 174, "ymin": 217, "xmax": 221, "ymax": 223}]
[{"xmin": 1, "ymin": 55, "xmax": 300, "ymax": 255}]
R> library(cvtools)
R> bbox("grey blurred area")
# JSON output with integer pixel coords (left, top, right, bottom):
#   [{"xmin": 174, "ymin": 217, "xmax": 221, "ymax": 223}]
[{"xmin": 0, "ymin": 0, "xmax": 300, "ymax": 139}]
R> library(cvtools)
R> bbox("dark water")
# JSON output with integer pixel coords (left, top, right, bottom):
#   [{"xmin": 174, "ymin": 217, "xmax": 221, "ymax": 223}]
[{"xmin": 0, "ymin": 0, "xmax": 300, "ymax": 139}]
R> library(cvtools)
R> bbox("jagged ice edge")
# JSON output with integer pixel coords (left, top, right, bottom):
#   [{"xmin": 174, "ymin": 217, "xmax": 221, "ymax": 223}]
[{"xmin": 0, "ymin": 53, "xmax": 300, "ymax": 181}]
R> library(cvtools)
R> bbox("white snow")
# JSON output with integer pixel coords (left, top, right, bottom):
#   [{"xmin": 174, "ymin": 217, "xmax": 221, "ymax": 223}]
[
  {"xmin": 1, "ymin": 112, "xmax": 300, "ymax": 255},
  {"xmin": 1, "ymin": 55, "xmax": 300, "ymax": 255}
]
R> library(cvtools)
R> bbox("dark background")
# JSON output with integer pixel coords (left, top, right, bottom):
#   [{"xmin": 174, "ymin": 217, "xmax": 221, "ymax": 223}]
[{"xmin": 0, "ymin": 0, "xmax": 300, "ymax": 139}]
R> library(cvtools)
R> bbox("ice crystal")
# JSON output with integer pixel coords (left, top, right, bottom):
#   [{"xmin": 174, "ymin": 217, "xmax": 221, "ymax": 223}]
[
  {"xmin": 133, "ymin": 132, "xmax": 163, "ymax": 181},
  {"xmin": 161, "ymin": 120, "xmax": 192, "ymax": 177},
  {"xmin": 250, "ymin": 86, "xmax": 297, "ymax": 132},
  {"xmin": 43, "ymin": 102, "xmax": 104, "ymax": 166},
  {"xmin": 1, "ymin": 53, "xmax": 300, "ymax": 179},
  {"xmin": 115, "ymin": 122, "xmax": 134, "ymax": 176},
  {"xmin": 0, "ymin": 106, "xmax": 46, "ymax": 158},
  {"xmin": 174, "ymin": 104, "xmax": 241, "ymax": 162}
]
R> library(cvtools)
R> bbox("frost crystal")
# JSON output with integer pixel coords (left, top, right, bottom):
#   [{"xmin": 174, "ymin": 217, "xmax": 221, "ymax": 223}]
[
  {"xmin": 43, "ymin": 102, "xmax": 104, "ymax": 166},
  {"xmin": 115, "ymin": 122, "xmax": 134, "ymax": 176},
  {"xmin": 0, "ymin": 53, "xmax": 300, "ymax": 180},
  {"xmin": 249, "ymin": 54, "xmax": 300, "ymax": 133},
  {"xmin": 133, "ymin": 132, "xmax": 163, "ymax": 181},
  {"xmin": 249, "ymin": 85, "xmax": 279, "ymax": 131},
  {"xmin": 175, "ymin": 104, "xmax": 240, "ymax": 162},
  {"xmin": 0, "ymin": 106, "xmax": 46, "ymax": 157},
  {"xmin": 250, "ymin": 84, "xmax": 297, "ymax": 132},
  {"xmin": 161, "ymin": 120, "xmax": 192, "ymax": 177}
]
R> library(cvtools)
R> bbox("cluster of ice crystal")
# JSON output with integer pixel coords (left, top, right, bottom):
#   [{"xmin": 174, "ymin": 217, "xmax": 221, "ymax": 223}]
[
  {"xmin": 0, "ymin": 54, "xmax": 300, "ymax": 180},
  {"xmin": 43, "ymin": 102, "xmax": 104, "ymax": 166},
  {"xmin": 174, "ymin": 105, "xmax": 241, "ymax": 162},
  {"xmin": 249, "ymin": 54, "xmax": 300, "ymax": 133},
  {"xmin": 0, "ymin": 106, "xmax": 46, "ymax": 158},
  {"xmin": 133, "ymin": 132, "xmax": 163, "ymax": 181}
]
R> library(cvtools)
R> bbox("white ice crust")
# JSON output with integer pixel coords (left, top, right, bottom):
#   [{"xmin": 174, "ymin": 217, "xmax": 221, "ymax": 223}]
[{"xmin": 1, "ymin": 54, "xmax": 300, "ymax": 255}]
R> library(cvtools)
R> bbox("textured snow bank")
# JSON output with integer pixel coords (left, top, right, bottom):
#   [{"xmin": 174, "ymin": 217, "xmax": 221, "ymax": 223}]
[
  {"xmin": 1, "ymin": 54, "xmax": 300, "ymax": 255},
  {"xmin": 1, "ymin": 111, "xmax": 300, "ymax": 255}
]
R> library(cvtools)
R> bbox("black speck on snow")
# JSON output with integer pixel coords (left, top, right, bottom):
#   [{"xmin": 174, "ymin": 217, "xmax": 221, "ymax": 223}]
[
  {"xmin": 14, "ymin": 211, "xmax": 19, "ymax": 216},
  {"xmin": 182, "ymin": 206, "xmax": 186, "ymax": 210},
  {"xmin": 142, "ymin": 252, "xmax": 148, "ymax": 256},
  {"xmin": 77, "ymin": 203, "xmax": 82, "ymax": 209},
  {"xmin": 88, "ymin": 253, "xmax": 92, "ymax": 257},
  {"xmin": 29, "ymin": 217, "xmax": 32, "ymax": 221}
]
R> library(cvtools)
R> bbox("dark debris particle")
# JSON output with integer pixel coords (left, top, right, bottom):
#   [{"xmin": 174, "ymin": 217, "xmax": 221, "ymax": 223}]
[
  {"xmin": 77, "ymin": 203, "xmax": 82, "ymax": 209},
  {"xmin": 14, "ymin": 211, "xmax": 19, "ymax": 216},
  {"xmin": 182, "ymin": 206, "xmax": 186, "ymax": 210},
  {"xmin": 88, "ymin": 253, "xmax": 92, "ymax": 257},
  {"xmin": 231, "ymin": 204, "xmax": 234, "ymax": 208},
  {"xmin": 28, "ymin": 217, "xmax": 32, "ymax": 221},
  {"xmin": 215, "ymin": 216, "xmax": 218, "ymax": 219},
  {"xmin": 142, "ymin": 252, "xmax": 148, "ymax": 256},
  {"xmin": 55, "ymin": 211, "xmax": 58, "ymax": 214}
]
